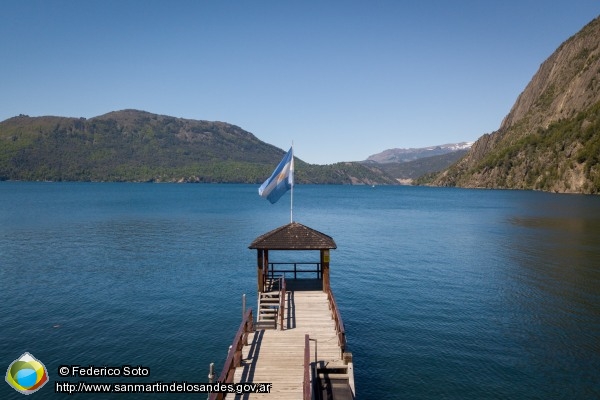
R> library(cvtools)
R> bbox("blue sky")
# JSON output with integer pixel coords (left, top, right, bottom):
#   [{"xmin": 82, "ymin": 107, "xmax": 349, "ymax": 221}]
[{"xmin": 2, "ymin": 1, "xmax": 599, "ymax": 164}]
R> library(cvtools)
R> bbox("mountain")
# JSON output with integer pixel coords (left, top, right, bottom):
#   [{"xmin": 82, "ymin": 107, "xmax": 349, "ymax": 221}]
[
  {"xmin": 363, "ymin": 142, "xmax": 471, "ymax": 183},
  {"xmin": 366, "ymin": 142, "xmax": 472, "ymax": 163},
  {"xmin": 429, "ymin": 16, "xmax": 600, "ymax": 194},
  {"xmin": 370, "ymin": 149, "xmax": 470, "ymax": 183},
  {"xmin": 0, "ymin": 109, "xmax": 397, "ymax": 185}
]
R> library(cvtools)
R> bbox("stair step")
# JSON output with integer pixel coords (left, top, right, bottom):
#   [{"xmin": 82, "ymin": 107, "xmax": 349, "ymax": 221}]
[
  {"xmin": 259, "ymin": 308, "xmax": 279, "ymax": 313},
  {"xmin": 260, "ymin": 299, "xmax": 280, "ymax": 304},
  {"xmin": 254, "ymin": 321, "xmax": 276, "ymax": 330},
  {"xmin": 259, "ymin": 306, "xmax": 278, "ymax": 311},
  {"xmin": 260, "ymin": 294, "xmax": 279, "ymax": 300}
]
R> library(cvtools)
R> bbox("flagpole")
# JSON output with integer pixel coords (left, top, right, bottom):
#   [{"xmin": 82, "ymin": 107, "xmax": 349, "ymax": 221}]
[{"xmin": 290, "ymin": 143, "xmax": 294, "ymax": 223}]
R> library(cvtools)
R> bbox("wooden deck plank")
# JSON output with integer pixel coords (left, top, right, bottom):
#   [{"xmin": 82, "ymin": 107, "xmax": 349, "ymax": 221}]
[{"xmin": 231, "ymin": 289, "xmax": 346, "ymax": 399}]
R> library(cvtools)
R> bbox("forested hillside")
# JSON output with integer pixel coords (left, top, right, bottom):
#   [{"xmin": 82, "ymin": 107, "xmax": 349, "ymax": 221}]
[{"xmin": 0, "ymin": 110, "xmax": 396, "ymax": 185}]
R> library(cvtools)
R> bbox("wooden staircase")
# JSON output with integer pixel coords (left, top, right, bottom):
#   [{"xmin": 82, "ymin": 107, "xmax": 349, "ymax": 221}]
[
  {"xmin": 256, "ymin": 291, "xmax": 280, "ymax": 329},
  {"xmin": 255, "ymin": 278, "xmax": 283, "ymax": 330}
]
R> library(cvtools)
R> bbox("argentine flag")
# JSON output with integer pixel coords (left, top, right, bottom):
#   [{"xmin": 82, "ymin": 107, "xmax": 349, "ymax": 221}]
[{"xmin": 259, "ymin": 147, "xmax": 294, "ymax": 204}]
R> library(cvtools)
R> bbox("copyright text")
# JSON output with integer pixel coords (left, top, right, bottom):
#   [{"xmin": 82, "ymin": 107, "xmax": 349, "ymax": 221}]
[{"xmin": 58, "ymin": 365, "xmax": 150, "ymax": 377}]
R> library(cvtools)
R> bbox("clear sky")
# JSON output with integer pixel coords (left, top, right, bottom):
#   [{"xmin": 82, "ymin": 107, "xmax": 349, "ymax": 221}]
[{"xmin": 2, "ymin": 1, "xmax": 599, "ymax": 164}]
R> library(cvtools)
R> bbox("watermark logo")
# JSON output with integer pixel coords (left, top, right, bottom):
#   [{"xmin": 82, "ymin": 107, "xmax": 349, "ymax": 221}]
[{"xmin": 5, "ymin": 352, "xmax": 49, "ymax": 395}]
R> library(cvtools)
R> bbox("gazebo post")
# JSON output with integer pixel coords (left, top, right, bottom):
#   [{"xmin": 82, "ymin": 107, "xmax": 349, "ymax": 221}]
[
  {"xmin": 321, "ymin": 249, "xmax": 330, "ymax": 292},
  {"xmin": 264, "ymin": 250, "xmax": 269, "ymax": 288},
  {"xmin": 257, "ymin": 249, "xmax": 269, "ymax": 292},
  {"xmin": 256, "ymin": 250, "xmax": 262, "ymax": 292}
]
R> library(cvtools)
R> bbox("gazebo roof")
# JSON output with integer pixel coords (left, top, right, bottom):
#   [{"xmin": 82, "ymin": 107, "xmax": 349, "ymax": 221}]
[{"xmin": 249, "ymin": 222, "xmax": 337, "ymax": 250}]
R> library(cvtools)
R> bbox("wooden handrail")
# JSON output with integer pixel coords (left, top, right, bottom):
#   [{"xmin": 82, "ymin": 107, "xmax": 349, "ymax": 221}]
[
  {"xmin": 279, "ymin": 276, "xmax": 286, "ymax": 330},
  {"xmin": 303, "ymin": 334, "xmax": 311, "ymax": 400},
  {"xmin": 209, "ymin": 308, "xmax": 254, "ymax": 400},
  {"xmin": 326, "ymin": 287, "xmax": 346, "ymax": 354}
]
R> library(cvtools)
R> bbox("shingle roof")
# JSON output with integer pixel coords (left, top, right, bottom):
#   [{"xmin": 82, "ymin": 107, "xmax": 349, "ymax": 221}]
[{"xmin": 249, "ymin": 222, "xmax": 337, "ymax": 250}]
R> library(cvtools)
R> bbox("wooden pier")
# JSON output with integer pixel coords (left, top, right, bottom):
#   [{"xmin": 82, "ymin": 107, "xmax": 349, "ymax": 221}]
[{"xmin": 210, "ymin": 223, "xmax": 355, "ymax": 400}]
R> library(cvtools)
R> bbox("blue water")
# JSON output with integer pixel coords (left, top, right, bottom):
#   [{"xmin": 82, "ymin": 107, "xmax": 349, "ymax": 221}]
[{"xmin": 1, "ymin": 183, "xmax": 599, "ymax": 399}]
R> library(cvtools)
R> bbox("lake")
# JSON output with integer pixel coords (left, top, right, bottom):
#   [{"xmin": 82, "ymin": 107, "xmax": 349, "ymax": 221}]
[{"xmin": 1, "ymin": 182, "xmax": 599, "ymax": 399}]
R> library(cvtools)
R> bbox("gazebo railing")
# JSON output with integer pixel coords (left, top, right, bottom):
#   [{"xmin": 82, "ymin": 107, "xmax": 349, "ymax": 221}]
[{"xmin": 268, "ymin": 262, "xmax": 321, "ymax": 279}]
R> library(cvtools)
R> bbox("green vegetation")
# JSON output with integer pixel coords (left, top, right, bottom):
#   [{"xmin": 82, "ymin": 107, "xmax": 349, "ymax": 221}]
[
  {"xmin": 296, "ymin": 161, "xmax": 396, "ymax": 184},
  {"xmin": 0, "ymin": 110, "xmax": 397, "ymax": 185},
  {"xmin": 472, "ymin": 101, "xmax": 600, "ymax": 193}
]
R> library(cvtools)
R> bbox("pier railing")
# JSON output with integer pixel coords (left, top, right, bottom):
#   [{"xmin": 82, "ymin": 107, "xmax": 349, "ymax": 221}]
[
  {"xmin": 209, "ymin": 308, "xmax": 254, "ymax": 400},
  {"xmin": 303, "ymin": 334, "xmax": 311, "ymax": 400},
  {"xmin": 326, "ymin": 287, "xmax": 346, "ymax": 354}
]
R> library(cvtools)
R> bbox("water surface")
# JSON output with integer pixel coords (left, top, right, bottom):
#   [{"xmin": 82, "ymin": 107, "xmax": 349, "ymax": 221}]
[{"xmin": 1, "ymin": 183, "xmax": 599, "ymax": 399}]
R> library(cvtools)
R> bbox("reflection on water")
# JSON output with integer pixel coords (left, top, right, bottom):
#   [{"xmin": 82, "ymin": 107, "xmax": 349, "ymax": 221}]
[
  {"xmin": 508, "ymin": 195, "xmax": 600, "ymax": 300},
  {"xmin": 505, "ymin": 194, "xmax": 600, "ymax": 398}
]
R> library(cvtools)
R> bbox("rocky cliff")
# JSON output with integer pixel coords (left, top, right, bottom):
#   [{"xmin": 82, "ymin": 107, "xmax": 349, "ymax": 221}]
[{"xmin": 432, "ymin": 16, "xmax": 600, "ymax": 194}]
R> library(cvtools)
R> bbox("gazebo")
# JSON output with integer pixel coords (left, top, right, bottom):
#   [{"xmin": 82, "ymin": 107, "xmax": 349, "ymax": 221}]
[{"xmin": 249, "ymin": 222, "xmax": 337, "ymax": 293}]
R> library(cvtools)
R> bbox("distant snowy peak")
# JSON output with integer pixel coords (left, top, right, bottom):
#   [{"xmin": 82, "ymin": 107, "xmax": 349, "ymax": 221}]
[
  {"xmin": 440, "ymin": 142, "xmax": 474, "ymax": 151},
  {"xmin": 366, "ymin": 142, "xmax": 473, "ymax": 163}
]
